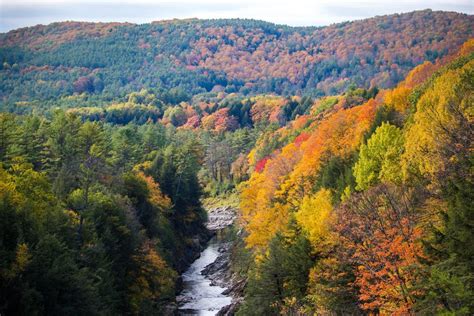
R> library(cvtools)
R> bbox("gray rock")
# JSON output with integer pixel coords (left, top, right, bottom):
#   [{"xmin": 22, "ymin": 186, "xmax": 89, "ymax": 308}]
[
  {"xmin": 176, "ymin": 205, "xmax": 244, "ymax": 315},
  {"xmin": 206, "ymin": 206, "xmax": 237, "ymax": 230}
]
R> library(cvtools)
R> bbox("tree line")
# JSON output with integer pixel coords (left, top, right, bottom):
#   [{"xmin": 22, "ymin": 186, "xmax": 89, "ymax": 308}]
[{"xmin": 0, "ymin": 111, "xmax": 207, "ymax": 314}]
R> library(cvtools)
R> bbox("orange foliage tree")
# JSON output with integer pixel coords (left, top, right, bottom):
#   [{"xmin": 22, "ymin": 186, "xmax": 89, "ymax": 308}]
[
  {"xmin": 240, "ymin": 98, "xmax": 378, "ymax": 250},
  {"xmin": 280, "ymin": 99, "xmax": 377, "ymax": 207},
  {"xmin": 336, "ymin": 184, "xmax": 426, "ymax": 314}
]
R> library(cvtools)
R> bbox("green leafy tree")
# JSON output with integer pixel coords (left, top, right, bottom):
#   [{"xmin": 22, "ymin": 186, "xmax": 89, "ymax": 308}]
[
  {"xmin": 0, "ymin": 113, "xmax": 18, "ymax": 165},
  {"xmin": 353, "ymin": 122, "xmax": 404, "ymax": 190},
  {"xmin": 238, "ymin": 224, "xmax": 312, "ymax": 315}
]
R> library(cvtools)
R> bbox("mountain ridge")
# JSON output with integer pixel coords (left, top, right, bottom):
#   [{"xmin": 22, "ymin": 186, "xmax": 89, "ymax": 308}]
[
  {"xmin": 1, "ymin": 9, "xmax": 472, "ymax": 109},
  {"xmin": 2, "ymin": 9, "xmax": 470, "ymax": 35}
]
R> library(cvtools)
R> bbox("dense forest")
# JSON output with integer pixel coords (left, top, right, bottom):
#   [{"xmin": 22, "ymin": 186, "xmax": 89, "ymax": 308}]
[
  {"xmin": 235, "ymin": 39, "xmax": 474, "ymax": 315},
  {"xmin": 0, "ymin": 113, "xmax": 210, "ymax": 314},
  {"xmin": 0, "ymin": 8, "xmax": 473, "ymax": 316},
  {"xmin": 1, "ymin": 10, "xmax": 473, "ymax": 111}
]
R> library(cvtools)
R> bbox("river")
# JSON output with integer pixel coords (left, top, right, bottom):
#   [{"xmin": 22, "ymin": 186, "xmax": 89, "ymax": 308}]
[{"xmin": 176, "ymin": 206, "xmax": 237, "ymax": 315}]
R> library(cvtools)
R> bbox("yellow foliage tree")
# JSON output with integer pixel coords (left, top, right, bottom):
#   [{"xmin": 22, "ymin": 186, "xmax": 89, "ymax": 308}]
[
  {"xmin": 385, "ymin": 86, "xmax": 411, "ymax": 113},
  {"xmin": 403, "ymin": 60, "xmax": 474, "ymax": 179},
  {"xmin": 240, "ymin": 99, "xmax": 377, "ymax": 251},
  {"xmin": 295, "ymin": 188, "xmax": 334, "ymax": 248},
  {"xmin": 128, "ymin": 241, "xmax": 176, "ymax": 313},
  {"xmin": 137, "ymin": 171, "xmax": 172, "ymax": 211}
]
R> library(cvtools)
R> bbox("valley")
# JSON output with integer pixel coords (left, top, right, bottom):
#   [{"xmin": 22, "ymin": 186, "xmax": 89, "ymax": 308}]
[{"xmin": 0, "ymin": 9, "xmax": 473, "ymax": 316}]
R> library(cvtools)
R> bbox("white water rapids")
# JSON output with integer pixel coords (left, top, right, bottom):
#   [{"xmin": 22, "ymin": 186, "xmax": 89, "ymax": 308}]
[{"xmin": 177, "ymin": 206, "xmax": 236, "ymax": 315}]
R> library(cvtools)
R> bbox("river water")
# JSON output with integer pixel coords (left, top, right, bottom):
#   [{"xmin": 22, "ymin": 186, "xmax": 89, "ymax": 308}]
[{"xmin": 177, "ymin": 235, "xmax": 232, "ymax": 315}]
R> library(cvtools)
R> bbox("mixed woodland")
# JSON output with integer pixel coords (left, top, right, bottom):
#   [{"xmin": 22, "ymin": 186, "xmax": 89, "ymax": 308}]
[{"xmin": 0, "ymin": 9, "xmax": 473, "ymax": 315}]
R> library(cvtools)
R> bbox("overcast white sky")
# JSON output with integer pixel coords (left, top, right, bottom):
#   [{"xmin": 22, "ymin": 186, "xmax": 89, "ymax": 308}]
[{"xmin": 0, "ymin": 0, "xmax": 472, "ymax": 32}]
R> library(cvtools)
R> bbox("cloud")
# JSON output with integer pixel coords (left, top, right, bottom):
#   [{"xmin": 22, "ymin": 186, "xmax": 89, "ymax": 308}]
[
  {"xmin": 320, "ymin": 1, "xmax": 474, "ymax": 20},
  {"xmin": 0, "ymin": 2, "xmax": 243, "ymax": 31}
]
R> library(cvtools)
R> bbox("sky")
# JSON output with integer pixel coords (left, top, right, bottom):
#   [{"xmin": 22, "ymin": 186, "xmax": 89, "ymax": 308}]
[{"xmin": 0, "ymin": 0, "xmax": 473, "ymax": 32}]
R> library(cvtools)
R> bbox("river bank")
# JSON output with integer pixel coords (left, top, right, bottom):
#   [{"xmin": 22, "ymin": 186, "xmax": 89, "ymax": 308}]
[{"xmin": 175, "ymin": 205, "xmax": 244, "ymax": 315}]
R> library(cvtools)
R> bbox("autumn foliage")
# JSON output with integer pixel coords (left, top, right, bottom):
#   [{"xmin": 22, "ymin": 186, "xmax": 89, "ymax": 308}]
[
  {"xmin": 0, "ymin": 10, "xmax": 473, "ymax": 316},
  {"xmin": 1, "ymin": 11, "xmax": 473, "ymax": 108},
  {"xmin": 238, "ymin": 40, "xmax": 474, "ymax": 314}
]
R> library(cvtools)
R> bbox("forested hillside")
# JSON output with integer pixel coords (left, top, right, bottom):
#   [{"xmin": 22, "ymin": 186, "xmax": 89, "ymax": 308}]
[
  {"xmin": 1, "ymin": 8, "xmax": 473, "ymax": 315},
  {"xmin": 0, "ymin": 114, "xmax": 209, "ymax": 314},
  {"xmin": 1, "ymin": 10, "xmax": 473, "ymax": 111},
  {"xmin": 236, "ymin": 39, "xmax": 474, "ymax": 315}
]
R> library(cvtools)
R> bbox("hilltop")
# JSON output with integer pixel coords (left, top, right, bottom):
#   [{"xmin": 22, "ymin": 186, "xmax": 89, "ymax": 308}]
[{"xmin": 1, "ymin": 10, "xmax": 472, "ymax": 110}]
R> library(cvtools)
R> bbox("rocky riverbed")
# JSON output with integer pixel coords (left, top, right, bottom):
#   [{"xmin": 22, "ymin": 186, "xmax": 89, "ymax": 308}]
[
  {"xmin": 201, "ymin": 240, "xmax": 245, "ymax": 316},
  {"xmin": 176, "ymin": 206, "xmax": 243, "ymax": 315},
  {"xmin": 205, "ymin": 206, "xmax": 237, "ymax": 231}
]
